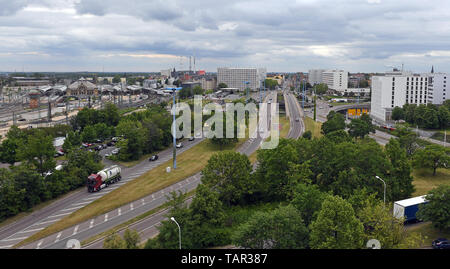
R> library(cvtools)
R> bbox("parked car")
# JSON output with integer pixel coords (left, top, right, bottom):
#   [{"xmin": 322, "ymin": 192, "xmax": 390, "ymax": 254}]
[
  {"xmin": 94, "ymin": 145, "xmax": 103, "ymax": 151},
  {"xmin": 176, "ymin": 143, "xmax": 183, "ymax": 148},
  {"xmin": 149, "ymin": 155, "xmax": 159, "ymax": 161},
  {"xmin": 111, "ymin": 149, "xmax": 120, "ymax": 155},
  {"xmin": 188, "ymin": 137, "xmax": 195, "ymax": 141},
  {"xmin": 95, "ymin": 139, "xmax": 102, "ymax": 143},
  {"xmin": 107, "ymin": 141, "xmax": 115, "ymax": 146},
  {"xmin": 432, "ymin": 238, "xmax": 450, "ymax": 249}
]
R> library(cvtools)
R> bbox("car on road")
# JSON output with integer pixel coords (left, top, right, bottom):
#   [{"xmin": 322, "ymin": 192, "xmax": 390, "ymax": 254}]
[
  {"xmin": 432, "ymin": 238, "xmax": 450, "ymax": 249},
  {"xmin": 176, "ymin": 143, "xmax": 183, "ymax": 148},
  {"xmin": 149, "ymin": 155, "xmax": 159, "ymax": 161},
  {"xmin": 94, "ymin": 145, "xmax": 103, "ymax": 151},
  {"xmin": 188, "ymin": 137, "xmax": 195, "ymax": 141},
  {"xmin": 295, "ymin": 118, "xmax": 300, "ymax": 122}
]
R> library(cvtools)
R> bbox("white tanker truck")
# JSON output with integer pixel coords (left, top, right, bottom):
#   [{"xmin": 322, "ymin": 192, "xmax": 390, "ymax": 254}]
[{"xmin": 87, "ymin": 165, "xmax": 122, "ymax": 192}]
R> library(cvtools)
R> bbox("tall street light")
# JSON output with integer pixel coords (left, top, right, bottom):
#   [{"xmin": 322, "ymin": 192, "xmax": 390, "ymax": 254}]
[
  {"xmin": 375, "ymin": 176, "xmax": 386, "ymax": 206},
  {"xmin": 166, "ymin": 86, "xmax": 182, "ymax": 169},
  {"xmin": 170, "ymin": 217, "xmax": 181, "ymax": 249}
]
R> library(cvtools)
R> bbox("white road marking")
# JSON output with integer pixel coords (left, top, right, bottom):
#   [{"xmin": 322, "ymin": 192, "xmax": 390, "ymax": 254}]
[
  {"xmin": 130, "ymin": 203, "xmax": 134, "ymax": 211},
  {"xmin": 0, "ymin": 245, "xmax": 13, "ymax": 249},
  {"xmin": 142, "ymin": 199, "xmax": 145, "ymax": 205},
  {"xmin": 36, "ymin": 240, "xmax": 43, "ymax": 249},
  {"xmin": 46, "ymin": 212, "xmax": 72, "ymax": 218},
  {"xmin": 72, "ymin": 225, "xmax": 79, "ymax": 235},
  {"xmin": 34, "ymin": 218, "xmax": 61, "ymax": 226},
  {"xmin": 104, "ymin": 214, "xmax": 108, "ymax": 222},
  {"xmin": 152, "ymin": 194, "xmax": 155, "ymax": 200},
  {"xmin": 72, "ymin": 201, "xmax": 92, "ymax": 206},
  {"xmin": 61, "ymin": 205, "xmax": 84, "ymax": 212},
  {"xmin": 89, "ymin": 219, "xmax": 94, "ymax": 228},
  {"xmin": 55, "ymin": 232, "xmax": 62, "ymax": 243},
  {"xmin": 118, "ymin": 208, "xmax": 121, "ymax": 216},
  {"xmin": 18, "ymin": 227, "xmax": 44, "ymax": 234},
  {"xmin": 0, "ymin": 236, "xmax": 28, "ymax": 242}
]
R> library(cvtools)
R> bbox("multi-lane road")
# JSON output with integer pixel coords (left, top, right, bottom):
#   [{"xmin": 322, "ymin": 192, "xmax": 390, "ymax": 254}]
[
  {"xmin": 14, "ymin": 91, "xmax": 281, "ymax": 249},
  {"xmin": 284, "ymin": 92, "xmax": 305, "ymax": 139},
  {"xmin": 0, "ymin": 137, "xmax": 203, "ymax": 249}
]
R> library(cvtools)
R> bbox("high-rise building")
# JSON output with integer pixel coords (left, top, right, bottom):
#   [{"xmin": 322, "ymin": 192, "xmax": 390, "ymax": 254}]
[
  {"xmin": 371, "ymin": 70, "xmax": 448, "ymax": 122},
  {"xmin": 308, "ymin": 69, "xmax": 326, "ymax": 85},
  {"xmin": 217, "ymin": 67, "xmax": 266, "ymax": 91},
  {"xmin": 322, "ymin": 70, "xmax": 348, "ymax": 92}
]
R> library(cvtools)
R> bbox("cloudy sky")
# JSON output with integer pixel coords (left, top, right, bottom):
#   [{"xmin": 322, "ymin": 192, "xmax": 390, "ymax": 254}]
[{"xmin": 1, "ymin": 0, "xmax": 450, "ymax": 73}]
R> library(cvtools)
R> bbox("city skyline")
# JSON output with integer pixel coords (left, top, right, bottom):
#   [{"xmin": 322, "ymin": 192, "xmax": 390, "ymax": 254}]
[{"xmin": 1, "ymin": 0, "xmax": 450, "ymax": 73}]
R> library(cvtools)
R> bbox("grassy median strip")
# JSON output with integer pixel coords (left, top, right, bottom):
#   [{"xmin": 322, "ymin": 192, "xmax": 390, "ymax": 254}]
[
  {"xmin": 81, "ymin": 189, "xmax": 196, "ymax": 247},
  {"xmin": 16, "ymin": 139, "xmax": 244, "ymax": 248},
  {"xmin": 304, "ymin": 116, "xmax": 323, "ymax": 138}
]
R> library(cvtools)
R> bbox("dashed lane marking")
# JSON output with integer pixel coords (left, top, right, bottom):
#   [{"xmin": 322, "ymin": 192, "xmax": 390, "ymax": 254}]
[
  {"xmin": 89, "ymin": 219, "xmax": 94, "ymax": 229},
  {"xmin": 104, "ymin": 214, "xmax": 108, "ymax": 222},
  {"xmin": 36, "ymin": 240, "xmax": 43, "ymax": 249},
  {"xmin": 18, "ymin": 227, "xmax": 44, "ymax": 234},
  {"xmin": 55, "ymin": 232, "xmax": 62, "ymax": 243},
  {"xmin": 72, "ymin": 225, "xmax": 79, "ymax": 235},
  {"xmin": 61, "ymin": 205, "xmax": 84, "ymax": 212},
  {"xmin": 0, "ymin": 236, "xmax": 28, "ymax": 242},
  {"xmin": 118, "ymin": 208, "xmax": 121, "ymax": 216}
]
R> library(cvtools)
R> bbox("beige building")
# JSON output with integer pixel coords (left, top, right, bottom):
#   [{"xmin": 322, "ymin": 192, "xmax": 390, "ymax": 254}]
[{"xmin": 67, "ymin": 77, "xmax": 98, "ymax": 96}]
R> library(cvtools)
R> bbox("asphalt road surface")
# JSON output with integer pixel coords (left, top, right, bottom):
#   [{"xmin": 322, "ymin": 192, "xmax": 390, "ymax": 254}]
[
  {"xmin": 284, "ymin": 92, "xmax": 305, "ymax": 139},
  {"xmin": 0, "ymin": 137, "xmax": 203, "ymax": 249},
  {"xmin": 17, "ymin": 91, "xmax": 277, "ymax": 249}
]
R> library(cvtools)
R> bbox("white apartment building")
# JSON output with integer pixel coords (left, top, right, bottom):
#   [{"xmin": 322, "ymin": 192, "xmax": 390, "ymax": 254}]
[
  {"xmin": 322, "ymin": 70, "xmax": 348, "ymax": 92},
  {"xmin": 428, "ymin": 73, "xmax": 448, "ymax": 104},
  {"xmin": 371, "ymin": 70, "xmax": 448, "ymax": 122},
  {"xmin": 217, "ymin": 67, "xmax": 266, "ymax": 92},
  {"xmin": 308, "ymin": 69, "xmax": 326, "ymax": 85}
]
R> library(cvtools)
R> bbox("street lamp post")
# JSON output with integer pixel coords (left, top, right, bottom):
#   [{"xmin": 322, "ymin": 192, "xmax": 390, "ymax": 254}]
[
  {"xmin": 166, "ymin": 87, "xmax": 182, "ymax": 169},
  {"xmin": 375, "ymin": 176, "xmax": 386, "ymax": 206},
  {"xmin": 171, "ymin": 217, "xmax": 181, "ymax": 249}
]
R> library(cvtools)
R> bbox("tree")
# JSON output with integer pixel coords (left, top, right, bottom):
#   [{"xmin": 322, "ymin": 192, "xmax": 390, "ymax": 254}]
[
  {"xmin": 232, "ymin": 205, "xmax": 309, "ymax": 249},
  {"xmin": 255, "ymin": 139, "xmax": 299, "ymax": 200},
  {"xmin": 315, "ymin": 83, "xmax": 328, "ymax": 95},
  {"xmin": 437, "ymin": 106, "xmax": 450, "ymax": 129},
  {"xmin": 321, "ymin": 112, "xmax": 345, "ymax": 135},
  {"xmin": 413, "ymin": 144, "xmax": 450, "ymax": 176},
  {"xmin": 417, "ymin": 185, "xmax": 450, "ymax": 231},
  {"xmin": 309, "ymin": 195, "xmax": 365, "ymax": 249},
  {"xmin": 356, "ymin": 198, "xmax": 425, "ymax": 249},
  {"xmin": 112, "ymin": 75, "xmax": 121, "ymax": 84},
  {"xmin": 18, "ymin": 130, "xmax": 56, "ymax": 176},
  {"xmin": 385, "ymin": 139, "xmax": 415, "ymax": 200},
  {"xmin": 391, "ymin": 107, "xmax": 404, "ymax": 121},
  {"xmin": 103, "ymin": 233, "xmax": 126, "ymax": 249},
  {"xmin": 218, "ymin": 83, "xmax": 228, "ymax": 89},
  {"xmin": 201, "ymin": 152, "xmax": 253, "ymax": 206},
  {"xmin": 0, "ymin": 126, "xmax": 27, "ymax": 165},
  {"xmin": 302, "ymin": 130, "xmax": 312, "ymax": 140},
  {"xmin": 290, "ymin": 183, "xmax": 329, "ymax": 226},
  {"xmin": 348, "ymin": 118, "xmax": 371, "ymax": 139},
  {"xmin": 81, "ymin": 125, "xmax": 96, "ymax": 143},
  {"xmin": 123, "ymin": 229, "xmax": 141, "ymax": 249}
]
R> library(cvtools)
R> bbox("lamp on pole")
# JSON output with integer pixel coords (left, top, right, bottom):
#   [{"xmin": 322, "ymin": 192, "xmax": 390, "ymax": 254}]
[
  {"xmin": 375, "ymin": 176, "xmax": 386, "ymax": 206},
  {"xmin": 166, "ymin": 86, "xmax": 182, "ymax": 169},
  {"xmin": 170, "ymin": 217, "xmax": 181, "ymax": 249}
]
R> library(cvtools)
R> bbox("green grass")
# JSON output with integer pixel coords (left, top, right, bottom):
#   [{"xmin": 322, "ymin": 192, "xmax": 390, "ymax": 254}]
[
  {"xmin": 16, "ymin": 139, "xmax": 245, "ymax": 247},
  {"xmin": 407, "ymin": 222, "xmax": 450, "ymax": 248},
  {"xmin": 412, "ymin": 168, "xmax": 450, "ymax": 196},
  {"xmin": 304, "ymin": 116, "xmax": 323, "ymax": 138}
]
